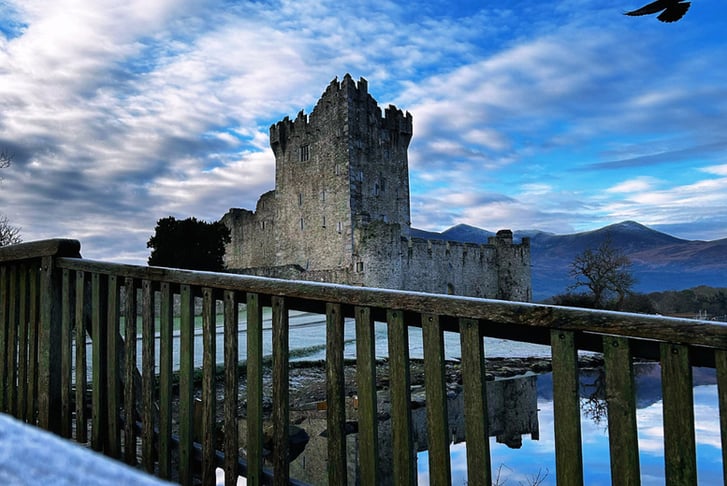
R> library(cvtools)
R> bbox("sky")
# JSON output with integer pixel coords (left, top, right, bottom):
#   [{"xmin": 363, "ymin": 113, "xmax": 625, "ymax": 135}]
[{"xmin": 1, "ymin": 0, "xmax": 726, "ymax": 264}]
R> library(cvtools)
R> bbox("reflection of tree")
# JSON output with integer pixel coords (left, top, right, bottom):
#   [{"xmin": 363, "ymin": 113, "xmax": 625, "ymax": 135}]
[
  {"xmin": 493, "ymin": 463, "xmax": 549, "ymax": 486},
  {"xmin": 582, "ymin": 362, "xmax": 663, "ymax": 425},
  {"xmin": 580, "ymin": 368, "xmax": 608, "ymax": 426}
]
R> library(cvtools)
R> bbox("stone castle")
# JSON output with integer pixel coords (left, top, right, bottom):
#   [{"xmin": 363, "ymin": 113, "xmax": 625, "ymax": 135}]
[{"xmin": 222, "ymin": 75, "xmax": 531, "ymax": 301}]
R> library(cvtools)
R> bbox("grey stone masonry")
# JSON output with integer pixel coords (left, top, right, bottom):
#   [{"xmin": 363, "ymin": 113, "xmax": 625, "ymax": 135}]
[{"xmin": 222, "ymin": 74, "xmax": 531, "ymax": 301}]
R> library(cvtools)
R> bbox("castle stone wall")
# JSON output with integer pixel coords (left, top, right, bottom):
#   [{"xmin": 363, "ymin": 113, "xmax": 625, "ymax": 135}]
[
  {"xmin": 222, "ymin": 75, "xmax": 532, "ymax": 302},
  {"xmin": 222, "ymin": 190, "xmax": 276, "ymax": 269},
  {"xmin": 401, "ymin": 238, "xmax": 500, "ymax": 297},
  {"xmin": 354, "ymin": 220, "xmax": 405, "ymax": 290}
]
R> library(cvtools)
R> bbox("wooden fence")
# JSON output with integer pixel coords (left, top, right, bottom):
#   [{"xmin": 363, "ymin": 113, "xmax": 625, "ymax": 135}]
[{"xmin": 1, "ymin": 239, "xmax": 726, "ymax": 485}]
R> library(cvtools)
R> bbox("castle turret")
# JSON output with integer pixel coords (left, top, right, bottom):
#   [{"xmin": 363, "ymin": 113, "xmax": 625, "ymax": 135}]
[{"xmin": 269, "ymin": 74, "xmax": 413, "ymax": 270}]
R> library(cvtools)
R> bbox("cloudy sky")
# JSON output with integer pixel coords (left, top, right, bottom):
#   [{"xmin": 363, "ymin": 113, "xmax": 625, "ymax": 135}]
[{"xmin": 1, "ymin": 0, "xmax": 726, "ymax": 264}]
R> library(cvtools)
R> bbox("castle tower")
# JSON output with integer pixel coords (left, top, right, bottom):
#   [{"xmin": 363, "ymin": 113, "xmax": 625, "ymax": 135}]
[
  {"xmin": 222, "ymin": 75, "xmax": 530, "ymax": 302},
  {"xmin": 269, "ymin": 74, "xmax": 413, "ymax": 271}
]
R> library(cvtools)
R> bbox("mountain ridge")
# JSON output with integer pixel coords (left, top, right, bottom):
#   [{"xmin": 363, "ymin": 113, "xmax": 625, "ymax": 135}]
[{"xmin": 412, "ymin": 221, "xmax": 727, "ymax": 300}]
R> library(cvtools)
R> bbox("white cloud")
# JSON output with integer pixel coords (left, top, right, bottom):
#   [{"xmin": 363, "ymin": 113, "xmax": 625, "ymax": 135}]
[
  {"xmin": 607, "ymin": 177, "xmax": 661, "ymax": 194},
  {"xmin": 700, "ymin": 163, "xmax": 727, "ymax": 176}
]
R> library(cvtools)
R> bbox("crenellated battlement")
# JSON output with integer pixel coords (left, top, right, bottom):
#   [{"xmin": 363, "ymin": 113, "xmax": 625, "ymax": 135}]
[{"xmin": 269, "ymin": 74, "xmax": 412, "ymax": 156}]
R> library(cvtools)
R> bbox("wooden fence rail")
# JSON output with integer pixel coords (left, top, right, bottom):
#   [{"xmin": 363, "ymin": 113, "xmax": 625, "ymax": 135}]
[{"xmin": 1, "ymin": 239, "xmax": 727, "ymax": 485}]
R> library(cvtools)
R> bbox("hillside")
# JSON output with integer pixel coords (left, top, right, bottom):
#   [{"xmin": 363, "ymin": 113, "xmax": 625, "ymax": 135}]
[{"xmin": 413, "ymin": 221, "xmax": 727, "ymax": 301}]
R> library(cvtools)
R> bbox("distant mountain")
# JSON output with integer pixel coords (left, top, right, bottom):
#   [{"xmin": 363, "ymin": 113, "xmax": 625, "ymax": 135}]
[
  {"xmin": 412, "ymin": 221, "xmax": 727, "ymax": 301},
  {"xmin": 442, "ymin": 224, "xmax": 496, "ymax": 242}
]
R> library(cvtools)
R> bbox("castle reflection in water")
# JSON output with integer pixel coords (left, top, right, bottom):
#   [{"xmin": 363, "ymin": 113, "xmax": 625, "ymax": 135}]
[{"xmin": 286, "ymin": 374, "xmax": 540, "ymax": 485}]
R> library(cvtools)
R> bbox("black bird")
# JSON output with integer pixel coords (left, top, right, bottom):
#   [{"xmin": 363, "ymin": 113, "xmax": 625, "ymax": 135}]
[{"xmin": 624, "ymin": 0, "xmax": 691, "ymax": 22}]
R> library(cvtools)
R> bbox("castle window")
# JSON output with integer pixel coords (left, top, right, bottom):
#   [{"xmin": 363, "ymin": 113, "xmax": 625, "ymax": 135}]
[
  {"xmin": 260, "ymin": 220, "xmax": 265, "ymax": 230},
  {"xmin": 300, "ymin": 218, "xmax": 304, "ymax": 230},
  {"xmin": 322, "ymin": 216, "xmax": 326, "ymax": 228},
  {"xmin": 298, "ymin": 193, "xmax": 303, "ymax": 206},
  {"xmin": 356, "ymin": 261, "xmax": 364, "ymax": 272},
  {"xmin": 299, "ymin": 144, "xmax": 310, "ymax": 162},
  {"xmin": 321, "ymin": 189, "xmax": 326, "ymax": 202},
  {"xmin": 337, "ymin": 221, "xmax": 343, "ymax": 233},
  {"xmin": 373, "ymin": 183, "xmax": 379, "ymax": 196}
]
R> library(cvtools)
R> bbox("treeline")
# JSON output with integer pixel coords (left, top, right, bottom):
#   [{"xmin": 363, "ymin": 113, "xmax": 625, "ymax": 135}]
[
  {"xmin": 648, "ymin": 286, "xmax": 727, "ymax": 320},
  {"xmin": 547, "ymin": 286, "xmax": 727, "ymax": 321}
]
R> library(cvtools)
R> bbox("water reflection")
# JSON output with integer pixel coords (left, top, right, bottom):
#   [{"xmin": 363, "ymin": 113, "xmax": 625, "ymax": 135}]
[
  {"xmin": 286, "ymin": 374, "xmax": 541, "ymax": 485},
  {"xmin": 280, "ymin": 363, "xmax": 722, "ymax": 485},
  {"xmin": 418, "ymin": 363, "xmax": 722, "ymax": 486}
]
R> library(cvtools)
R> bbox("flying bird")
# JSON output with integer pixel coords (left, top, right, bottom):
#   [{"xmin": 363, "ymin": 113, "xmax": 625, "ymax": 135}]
[{"xmin": 624, "ymin": 0, "xmax": 691, "ymax": 22}]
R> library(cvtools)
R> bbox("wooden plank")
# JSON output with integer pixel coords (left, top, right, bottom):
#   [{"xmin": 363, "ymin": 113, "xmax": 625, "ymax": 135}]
[
  {"xmin": 141, "ymin": 279, "xmax": 155, "ymax": 472},
  {"xmin": 603, "ymin": 336, "xmax": 640, "ymax": 485},
  {"xmin": 271, "ymin": 295, "xmax": 289, "ymax": 486},
  {"xmin": 387, "ymin": 309, "xmax": 415, "ymax": 486},
  {"xmin": 36, "ymin": 256, "xmax": 64, "ymax": 433},
  {"xmin": 33, "ymin": 255, "xmax": 64, "ymax": 433},
  {"xmin": 91, "ymin": 272, "xmax": 109, "ymax": 452},
  {"xmin": 178, "ymin": 284, "xmax": 195, "ymax": 485},
  {"xmin": 423, "ymin": 313, "xmax": 451, "ymax": 486},
  {"xmin": 27, "ymin": 265, "xmax": 39, "ymax": 424},
  {"xmin": 459, "ymin": 318, "xmax": 490, "ymax": 486},
  {"xmin": 660, "ymin": 343, "xmax": 696, "ymax": 485},
  {"xmin": 326, "ymin": 302, "xmax": 347, "ymax": 486},
  {"xmin": 224, "ymin": 290, "xmax": 239, "ymax": 486},
  {"xmin": 354, "ymin": 306, "xmax": 378, "ymax": 486},
  {"xmin": 123, "ymin": 277, "xmax": 137, "ymax": 464},
  {"xmin": 551, "ymin": 329, "xmax": 583, "ymax": 486},
  {"xmin": 202, "ymin": 287, "xmax": 217, "ymax": 485},
  {"xmin": 75, "ymin": 271, "xmax": 88, "ymax": 444},
  {"xmin": 0, "ymin": 266, "xmax": 7, "ymax": 413},
  {"xmin": 246, "ymin": 293, "xmax": 263, "ymax": 486},
  {"xmin": 17, "ymin": 264, "xmax": 28, "ymax": 421},
  {"xmin": 106, "ymin": 274, "xmax": 121, "ymax": 458},
  {"xmin": 716, "ymin": 349, "xmax": 727, "ymax": 485},
  {"xmin": 158, "ymin": 282, "xmax": 174, "ymax": 479},
  {"xmin": 60, "ymin": 269, "xmax": 73, "ymax": 437},
  {"xmin": 0, "ymin": 238, "xmax": 80, "ymax": 263},
  {"xmin": 6, "ymin": 265, "xmax": 18, "ymax": 416}
]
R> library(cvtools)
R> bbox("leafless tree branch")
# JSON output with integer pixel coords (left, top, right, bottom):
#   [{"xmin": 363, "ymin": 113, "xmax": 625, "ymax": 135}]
[{"xmin": 0, "ymin": 214, "xmax": 22, "ymax": 247}]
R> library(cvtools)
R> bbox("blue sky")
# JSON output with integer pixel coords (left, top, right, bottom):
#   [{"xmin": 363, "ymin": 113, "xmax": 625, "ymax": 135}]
[{"xmin": 1, "ymin": 0, "xmax": 726, "ymax": 263}]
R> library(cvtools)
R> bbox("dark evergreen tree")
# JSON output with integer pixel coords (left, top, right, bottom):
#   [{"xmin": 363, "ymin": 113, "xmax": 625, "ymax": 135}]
[{"xmin": 147, "ymin": 216, "xmax": 231, "ymax": 271}]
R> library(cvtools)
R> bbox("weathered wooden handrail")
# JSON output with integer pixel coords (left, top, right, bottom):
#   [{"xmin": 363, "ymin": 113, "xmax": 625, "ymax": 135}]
[
  {"xmin": 2, "ymin": 239, "xmax": 727, "ymax": 486},
  {"xmin": 0, "ymin": 238, "xmax": 81, "ymax": 263}
]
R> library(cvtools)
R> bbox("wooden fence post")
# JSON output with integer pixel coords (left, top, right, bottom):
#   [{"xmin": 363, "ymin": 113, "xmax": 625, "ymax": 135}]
[
  {"xmin": 551, "ymin": 329, "xmax": 584, "ymax": 486},
  {"xmin": 37, "ymin": 240, "xmax": 81, "ymax": 434}
]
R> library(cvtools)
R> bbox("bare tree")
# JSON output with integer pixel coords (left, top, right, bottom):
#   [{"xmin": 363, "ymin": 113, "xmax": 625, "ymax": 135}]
[
  {"xmin": 0, "ymin": 149, "xmax": 22, "ymax": 246},
  {"xmin": 0, "ymin": 215, "xmax": 21, "ymax": 246},
  {"xmin": 569, "ymin": 238, "xmax": 635, "ymax": 309}
]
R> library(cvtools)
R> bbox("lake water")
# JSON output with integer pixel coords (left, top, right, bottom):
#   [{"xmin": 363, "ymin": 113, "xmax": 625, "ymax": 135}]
[
  {"xmin": 417, "ymin": 365, "xmax": 723, "ymax": 485},
  {"xmin": 153, "ymin": 310, "xmax": 554, "ymax": 368},
  {"xmin": 86, "ymin": 310, "xmax": 724, "ymax": 484},
  {"xmin": 98, "ymin": 310, "xmax": 553, "ymax": 373}
]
